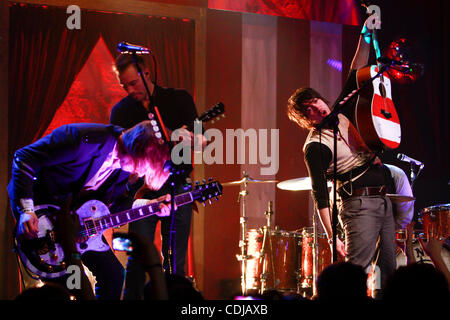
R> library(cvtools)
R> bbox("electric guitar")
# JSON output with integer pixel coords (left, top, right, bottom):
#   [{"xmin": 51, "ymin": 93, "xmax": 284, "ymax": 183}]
[
  {"xmin": 15, "ymin": 181, "xmax": 223, "ymax": 279},
  {"xmin": 355, "ymin": 2, "xmax": 401, "ymax": 152}
]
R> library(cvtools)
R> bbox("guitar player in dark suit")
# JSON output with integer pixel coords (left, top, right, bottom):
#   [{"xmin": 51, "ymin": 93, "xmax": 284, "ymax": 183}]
[
  {"xmin": 8, "ymin": 121, "xmax": 172, "ymax": 299},
  {"xmin": 286, "ymin": 14, "xmax": 397, "ymax": 297}
]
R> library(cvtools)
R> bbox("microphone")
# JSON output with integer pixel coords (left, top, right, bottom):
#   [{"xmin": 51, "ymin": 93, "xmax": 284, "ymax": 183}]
[
  {"xmin": 397, "ymin": 153, "xmax": 424, "ymax": 168},
  {"xmin": 117, "ymin": 42, "xmax": 151, "ymax": 54}
]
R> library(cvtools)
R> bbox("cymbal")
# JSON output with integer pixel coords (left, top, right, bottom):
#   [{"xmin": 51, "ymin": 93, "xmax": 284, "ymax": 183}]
[
  {"xmin": 222, "ymin": 176, "xmax": 278, "ymax": 187},
  {"xmin": 387, "ymin": 194, "xmax": 416, "ymax": 203},
  {"xmin": 277, "ymin": 177, "xmax": 332, "ymax": 191}
]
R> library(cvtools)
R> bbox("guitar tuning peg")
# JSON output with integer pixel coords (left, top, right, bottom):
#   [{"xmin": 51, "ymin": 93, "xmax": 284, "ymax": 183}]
[
  {"xmin": 202, "ymin": 202, "xmax": 206, "ymax": 207},
  {"xmin": 195, "ymin": 181, "xmax": 200, "ymax": 185},
  {"xmin": 202, "ymin": 179, "xmax": 206, "ymax": 183},
  {"xmin": 208, "ymin": 199, "xmax": 212, "ymax": 205},
  {"xmin": 215, "ymin": 197, "xmax": 219, "ymax": 201},
  {"xmin": 221, "ymin": 114, "xmax": 226, "ymax": 118},
  {"xmin": 208, "ymin": 177, "xmax": 213, "ymax": 182}
]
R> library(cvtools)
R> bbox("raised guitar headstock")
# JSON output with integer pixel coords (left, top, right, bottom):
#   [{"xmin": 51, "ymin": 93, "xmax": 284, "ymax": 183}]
[{"xmin": 197, "ymin": 102, "xmax": 225, "ymax": 124}]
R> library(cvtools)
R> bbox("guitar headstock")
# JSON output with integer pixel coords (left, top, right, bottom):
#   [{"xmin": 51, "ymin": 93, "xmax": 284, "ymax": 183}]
[
  {"xmin": 197, "ymin": 102, "xmax": 225, "ymax": 124},
  {"xmin": 192, "ymin": 179, "xmax": 223, "ymax": 205}
]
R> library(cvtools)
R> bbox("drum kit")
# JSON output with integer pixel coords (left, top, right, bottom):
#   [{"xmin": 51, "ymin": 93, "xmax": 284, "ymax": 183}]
[
  {"xmin": 223, "ymin": 172, "xmax": 337, "ymax": 297},
  {"xmin": 222, "ymin": 172, "xmax": 449, "ymax": 298}
]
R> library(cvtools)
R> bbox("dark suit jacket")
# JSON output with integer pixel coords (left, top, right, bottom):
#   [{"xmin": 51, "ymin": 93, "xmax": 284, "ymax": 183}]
[{"xmin": 8, "ymin": 123, "xmax": 132, "ymax": 218}]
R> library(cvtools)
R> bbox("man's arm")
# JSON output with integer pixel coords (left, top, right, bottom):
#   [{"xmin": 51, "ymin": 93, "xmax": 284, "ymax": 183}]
[
  {"xmin": 9, "ymin": 125, "xmax": 81, "ymax": 237},
  {"xmin": 349, "ymin": 14, "xmax": 380, "ymax": 71},
  {"xmin": 304, "ymin": 143, "xmax": 347, "ymax": 258}
]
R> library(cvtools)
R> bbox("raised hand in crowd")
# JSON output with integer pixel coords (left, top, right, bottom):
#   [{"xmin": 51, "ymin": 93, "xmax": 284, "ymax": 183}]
[{"xmin": 418, "ymin": 224, "xmax": 450, "ymax": 288}]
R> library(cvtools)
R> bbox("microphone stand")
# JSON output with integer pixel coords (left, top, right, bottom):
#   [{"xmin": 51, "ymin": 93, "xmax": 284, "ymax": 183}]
[
  {"xmin": 316, "ymin": 64, "xmax": 388, "ymax": 262},
  {"xmin": 130, "ymin": 51, "xmax": 179, "ymax": 275},
  {"xmin": 408, "ymin": 163, "xmax": 424, "ymax": 190}
]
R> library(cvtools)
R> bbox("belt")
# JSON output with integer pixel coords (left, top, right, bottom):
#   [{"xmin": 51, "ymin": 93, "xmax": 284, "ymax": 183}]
[{"xmin": 338, "ymin": 186, "xmax": 386, "ymax": 201}]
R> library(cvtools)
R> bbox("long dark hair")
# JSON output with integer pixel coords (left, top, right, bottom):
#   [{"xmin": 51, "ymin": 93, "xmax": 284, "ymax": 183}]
[{"xmin": 287, "ymin": 87, "xmax": 329, "ymax": 129}]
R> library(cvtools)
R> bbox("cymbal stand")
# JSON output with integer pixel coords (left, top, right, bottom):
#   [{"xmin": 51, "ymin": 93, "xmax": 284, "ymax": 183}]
[
  {"xmin": 236, "ymin": 171, "xmax": 250, "ymax": 296},
  {"xmin": 259, "ymin": 201, "xmax": 273, "ymax": 294}
]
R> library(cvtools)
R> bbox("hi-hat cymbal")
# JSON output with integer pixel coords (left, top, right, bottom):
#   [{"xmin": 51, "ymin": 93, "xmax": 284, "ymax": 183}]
[
  {"xmin": 222, "ymin": 175, "xmax": 278, "ymax": 187},
  {"xmin": 387, "ymin": 194, "xmax": 416, "ymax": 203},
  {"xmin": 277, "ymin": 177, "xmax": 332, "ymax": 191}
]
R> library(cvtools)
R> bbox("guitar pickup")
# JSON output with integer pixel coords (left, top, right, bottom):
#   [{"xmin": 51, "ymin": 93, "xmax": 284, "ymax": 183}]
[
  {"xmin": 380, "ymin": 109, "xmax": 392, "ymax": 119},
  {"xmin": 82, "ymin": 218, "xmax": 97, "ymax": 237}
]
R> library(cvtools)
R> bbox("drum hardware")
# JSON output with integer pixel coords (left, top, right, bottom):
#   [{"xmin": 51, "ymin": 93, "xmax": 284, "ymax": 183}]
[
  {"xmin": 259, "ymin": 201, "xmax": 274, "ymax": 294},
  {"xmin": 231, "ymin": 171, "xmax": 278, "ymax": 296},
  {"xmin": 264, "ymin": 201, "xmax": 274, "ymax": 228},
  {"xmin": 234, "ymin": 171, "xmax": 251, "ymax": 296},
  {"xmin": 222, "ymin": 173, "xmax": 278, "ymax": 187}
]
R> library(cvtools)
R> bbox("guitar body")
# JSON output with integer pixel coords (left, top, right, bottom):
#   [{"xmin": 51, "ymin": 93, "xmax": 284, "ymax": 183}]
[
  {"xmin": 15, "ymin": 200, "xmax": 112, "ymax": 279},
  {"xmin": 14, "ymin": 181, "xmax": 223, "ymax": 279},
  {"xmin": 356, "ymin": 65, "xmax": 401, "ymax": 152}
]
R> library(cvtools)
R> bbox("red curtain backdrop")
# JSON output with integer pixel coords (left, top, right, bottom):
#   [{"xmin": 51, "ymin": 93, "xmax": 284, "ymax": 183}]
[
  {"xmin": 208, "ymin": 0, "xmax": 360, "ymax": 25},
  {"xmin": 8, "ymin": 4, "xmax": 101, "ymax": 157},
  {"xmin": 42, "ymin": 37, "xmax": 127, "ymax": 137},
  {"xmin": 9, "ymin": 4, "xmax": 195, "ymax": 157},
  {"xmin": 92, "ymin": 10, "xmax": 195, "ymax": 93}
]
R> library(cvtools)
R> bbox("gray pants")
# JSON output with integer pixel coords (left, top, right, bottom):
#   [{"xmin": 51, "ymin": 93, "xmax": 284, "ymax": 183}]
[{"xmin": 339, "ymin": 195, "xmax": 396, "ymax": 290}]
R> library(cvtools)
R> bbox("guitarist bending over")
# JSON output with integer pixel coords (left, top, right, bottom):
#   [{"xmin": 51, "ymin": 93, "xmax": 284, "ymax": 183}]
[
  {"xmin": 8, "ymin": 121, "xmax": 172, "ymax": 299},
  {"xmin": 286, "ymin": 14, "xmax": 397, "ymax": 297}
]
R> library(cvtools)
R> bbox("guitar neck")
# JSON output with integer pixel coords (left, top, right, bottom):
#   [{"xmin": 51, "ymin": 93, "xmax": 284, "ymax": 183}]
[
  {"xmin": 372, "ymin": 29, "xmax": 382, "ymax": 61},
  {"xmin": 88, "ymin": 190, "xmax": 199, "ymax": 233}
]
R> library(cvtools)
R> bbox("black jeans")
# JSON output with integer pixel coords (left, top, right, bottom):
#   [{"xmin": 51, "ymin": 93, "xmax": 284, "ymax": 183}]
[
  {"xmin": 123, "ymin": 184, "xmax": 193, "ymax": 300},
  {"xmin": 81, "ymin": 248, "xmax": 125, "ymax": 299},
  {"xmin": 45, "ymin": 242, "xmax": 125, "ymax": 300}
]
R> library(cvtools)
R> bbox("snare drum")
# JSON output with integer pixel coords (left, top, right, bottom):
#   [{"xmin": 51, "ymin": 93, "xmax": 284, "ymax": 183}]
[
  {"xmin": 300, "ymin": 227, "xmax": 333, "ymax": 289},
  {"xmin": 419, "ymin": 204, "xmax": 449, "ymax": 239},
  {"xmin": 245, "ymin": 228, "xmax": 302, "ymax": 292}
]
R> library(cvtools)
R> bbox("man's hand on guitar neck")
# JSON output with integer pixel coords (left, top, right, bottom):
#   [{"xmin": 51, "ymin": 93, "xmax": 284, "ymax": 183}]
[
  {"xmin": 17, "ymin": 211, "xmax": 39, "ymax": 239},
  {"xmin": 170, "ymin": 125, "xmax": 207, "ymax": 149},
  {"xmin": 132, "ymin": 194, "xmax": 176, "ymax": 217}
]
